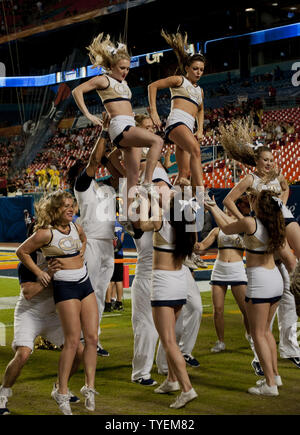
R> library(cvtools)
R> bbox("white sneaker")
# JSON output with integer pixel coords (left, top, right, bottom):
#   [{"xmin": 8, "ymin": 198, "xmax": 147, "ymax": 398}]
[
  {"xmin": 183, "ymin": 256, "xmax": 198, "ymax": 270},
  {"xmin": 80, "ymin": 385, "xmax": 99, "ymax": 411},
  {"xmin": 191, "ymin": 253, "xmax": 208, "ymax": 268},
  {"xmin": 169, "ymin": 388, "xmax": 198, "ymax": 409},
  {"xmin": 0, "ymin": 386, "xmax": 12, "ymax": 398},
  {"xmin": 256, "ymin": 376, "xmax": 283, "ymax": 388},
  {"xmin": 154, "ymin": 379, "xmax": 180, "ymax": 394},
  {"xmin": 51, "ymin": 389, "xmax": 72, "ymax": 415},
  {"xmin": 0, "ymin": 396, "xmax": 10, "ymax": 415},
  {"xmin": 248, "ymin": 382, "xmax": 279, "ymax": 396},
  {"xmin": 211, "ymin": 341, "xmax": 226, "ymax": 353}
]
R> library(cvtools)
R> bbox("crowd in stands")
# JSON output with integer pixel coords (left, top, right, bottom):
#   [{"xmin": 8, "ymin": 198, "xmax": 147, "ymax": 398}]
[{"xmin": 0, "ymin": 101, "xmax": 299, "ymax": 196}]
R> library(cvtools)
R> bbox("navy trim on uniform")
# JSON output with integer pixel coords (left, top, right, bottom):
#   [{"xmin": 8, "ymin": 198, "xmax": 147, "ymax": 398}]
[
  {"xmin": 246, "ymin": 217, "xmax": 257, "ymax": 237},
  {"xmin": 103, "ymin": 97, "xmax": 131, "ymax": 104},
  {"xmin": 245, "ymin": 249, "xmax": 267, "ymax": 254},
  {"xmin": 245, "ymin": 296, "xmax": 281, "ymax": 304},
  {"xmin": 113, "ymin": 125, "xmax": 134, "ymax": 149},
  {"xmin": 46, "ymin": 251, "xmax": 80, "ymax": 261},
  {"xmin": 284, "ymin": 217, "xmax": 297, "ymax": 226},
  {"xmin": 218, "ymin": 247, "xmax": 245, "ymax": 252},
  {"xmin": 171, "ymin": 95, "xmax": 199, "ymax": 107},
  {"xmin": 165, "ymin": 122, "xmax": 192, "ymax": 141},
  {"xmin": 151, "ymin": 299, "xmax": 187, "ymax": 307},
  {"xmin": 75, "ymin": 168, "xmax": 94, "ymax": 192},
  {"xmin": 152, "ymin": 178, "xmax": 173, "ymax": 189},
  {"xmin": 153, "ymin": 246, "xmax": 175, "ymax": 253}
]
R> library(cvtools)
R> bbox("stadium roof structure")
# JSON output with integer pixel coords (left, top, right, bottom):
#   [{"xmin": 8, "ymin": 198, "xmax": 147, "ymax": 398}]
[{"xmin": 1, "ymin": 0, "xmax": 300, "ymax": 76}]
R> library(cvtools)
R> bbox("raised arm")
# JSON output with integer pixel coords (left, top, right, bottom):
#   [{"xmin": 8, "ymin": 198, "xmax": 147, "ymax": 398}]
[
  {"xmin": 138, "ymin": 193, "xmax": 162, "ymax": 232},
  {"xmin": 194, "ymin": 227, "xmax": 219, "ymax": 252},
  {"xmin": 148, "ymin": 75, "xmax": 182, "ymax": 130},
  {"xmin": 205, "ymin": 202, "xmax": 255, "ymax": 236},
  {"xmin": 223, "ymin": 174, "xmax": 253, "ymax": 220},
  {"xmin": 278, "ymin": 173, "xmax": 289, "ymax": 205},
  {"xmin": 72, "ymin": 75, "xmax": 108, "ymax": 126}
]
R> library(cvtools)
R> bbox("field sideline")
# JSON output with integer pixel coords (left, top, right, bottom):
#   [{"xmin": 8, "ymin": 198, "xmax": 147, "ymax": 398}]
[{"xmin": 0, "ymin": 276, "xmax": 300, "ymax": 416}]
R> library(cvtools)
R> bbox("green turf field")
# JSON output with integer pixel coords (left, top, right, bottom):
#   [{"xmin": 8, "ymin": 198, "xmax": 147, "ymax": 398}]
[{"xmin": 0, "ymin": 277, "xmax": 300, "ymax": 415}]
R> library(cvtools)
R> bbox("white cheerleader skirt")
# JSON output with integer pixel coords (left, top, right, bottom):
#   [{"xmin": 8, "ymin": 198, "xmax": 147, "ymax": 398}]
[
  {"xmin": 165, "ymin": 108, "xmax": 195, "ymax": 140},
  {"xmin": 151, "ymin": 267, "xmax": 187, "ymax": 307},
  {"xmin": 109, "ymin": 115, "xmax": 136, "ymax": 147},
  {"xmin": 245, "ymin": 265, "xmax": 283, "ymax": 303},
  {"xmin": 210, "ymin": 259, "xmax": 247, "ymax": 287}
]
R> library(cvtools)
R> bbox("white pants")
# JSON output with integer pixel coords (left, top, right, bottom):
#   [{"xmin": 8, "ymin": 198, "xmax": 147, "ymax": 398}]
[
  {"xmin": 276, "ymin": 264, "xmax": 300, "ymax": 358},
  {"xmin": 12, "ymin": 306, "xmax": 64, "ymax": 352},
  {"xmin": 156, "ymin": 266, "xmax": 203, "ymax": 373},
  {"xmin": 84, "ymin": 238, "xmax": 114, "ymax": 343},
  {"xmin": 131, "ymin": 277, "xmax": 159, "ymax": 381}
]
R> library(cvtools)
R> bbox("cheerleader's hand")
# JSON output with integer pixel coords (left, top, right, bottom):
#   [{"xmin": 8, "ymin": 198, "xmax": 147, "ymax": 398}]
[
  {"xmin": 148, "ymin": 109, "xmax": 162, "ymax": 131},
  {"xmin": 37, "ymin": 271, "xmax": 51, "ymax": 287},
  {"xmin": 195, "ymin": 131, "xmax": 203, "ymax": 142},
  {"xmin": 86, "ymin": 113, "xmax": 103, "ymax": 127}
]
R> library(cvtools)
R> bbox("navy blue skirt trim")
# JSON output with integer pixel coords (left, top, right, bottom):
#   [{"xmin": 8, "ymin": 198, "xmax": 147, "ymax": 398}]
[
  {"xmin": 284, "ymin": 217, "xmax": 297, "ymax": 226},
  {"xmin": 165, "ymin": 122, "xmax": 189, "ymax": 141},
  {"xmin": 245, "ymin": 296, "xmax": 282, "ymax": 304},
  {"xmin": 151, "ymin": 299, "xmax": 187, "ymax": 307},
  {"xmin": 113, "ymin": 125, "xmax": 134, "ymax": 149}
]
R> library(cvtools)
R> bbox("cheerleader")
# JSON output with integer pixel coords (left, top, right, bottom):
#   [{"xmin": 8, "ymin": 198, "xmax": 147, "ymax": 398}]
[
  {"xmin": 138, "ymin": 191, "xmax": 198, "ymax": 409},
  {"xmin": 205, "ymin": 189, "xmax": 289, "ymax": 396},
  {"xmin": 194, "ymin": 207, "xmax": 249, "ymax": 353},
  {"xmin": 219, "ymin": 121, "xmax": 300, "ymax": 262},
  {"xmin": 148, "ymin": 30, "xmax": 205, "ymax": 191},
  {"xmin": 16, "ymin": 191, "xmax": 99, "ymax": 414},
  {"xmin": 72, "ymin": 33, "xmax": 163, "ymax": 214}
]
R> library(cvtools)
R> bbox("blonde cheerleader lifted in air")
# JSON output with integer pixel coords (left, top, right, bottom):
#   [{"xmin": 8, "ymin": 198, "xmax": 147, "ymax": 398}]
[
  {"xmin": 72, "ymin": 33, "xmax": 163, "ymax": 213},
  {"xmin": 148, "ymin": 30, "xmax": 205, "ymax": 192},
  {"xmin": 218, "ymin": 120, "xmax": 300, "ymax": 265}
]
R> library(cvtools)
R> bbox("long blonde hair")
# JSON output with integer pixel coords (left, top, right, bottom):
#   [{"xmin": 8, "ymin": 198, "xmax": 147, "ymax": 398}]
[
  {"xmin": 34, "ymin": 191, "xmax": 74, "ymax": 230},
  {"xmin": 218, "ymin": 120, "xmax": 278, "ymax": 182},
  {"xmin": 87, "ymin": 32, "xmax": 130, "ymax": 71},
  {"xmin": 161, "ymin": 29, "xmax": 205, "ymax": 75}
]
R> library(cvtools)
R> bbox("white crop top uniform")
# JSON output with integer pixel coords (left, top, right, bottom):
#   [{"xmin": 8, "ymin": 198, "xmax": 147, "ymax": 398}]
[
  {"xmin": 243, "ymin": 217, "xmax": 269, "ymax": 255},
  {"xmin": 153, "ymin": 216, "xmax": 176, "ymax": 253},
  {"xmin": 96, "ymin": 75, "xmax": 135, "ymax": 144},
  {"xmin": 41, "ymin": 222, "xmax": 87, "ymax": 282},
  {"xmin": 96, "ymin": 75, "xmax": 132, "ymax": 105},
  {"xmin": 165, "ymin": 77, "xmax": 202, "ymax": 138},
  {"xmin": 250, "ymin": 173, "xmax": 294, "ymax": 220},
  {"xmin": 217, "ymin": 230, "xmax": 245, "ymax": 252},
  {"xmin": 244, "ymin": 217, "xmax": 283, "ymax": 300},
  {"xmin": 210, "ymin": 230, "xmax": 247, "ymax": 286},
  {"xmin": 170, "ymin": 76, "xmax": 203, "ymax": 108},
  {"xmin": 151, "ymin": 216, "xmax": 188, "ymax": 306},
  {"xmin": 75, "ymin": 180, "xmax": 115, "ymax": 240}
]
